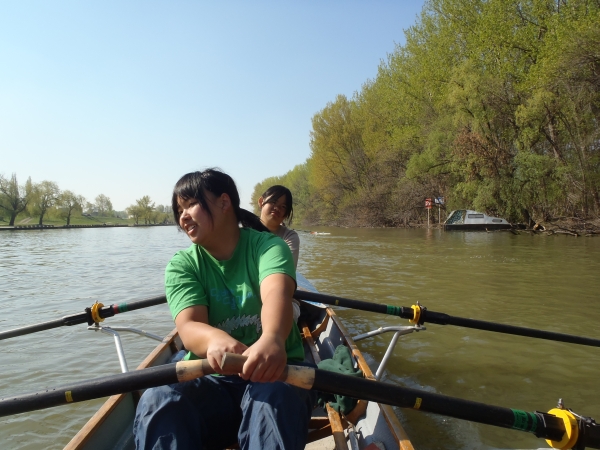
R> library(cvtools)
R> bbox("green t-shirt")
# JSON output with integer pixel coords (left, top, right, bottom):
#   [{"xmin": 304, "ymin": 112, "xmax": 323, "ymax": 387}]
[{"xmin": 165, "ymin": 227, "xmax": 304, "ymax": 362}]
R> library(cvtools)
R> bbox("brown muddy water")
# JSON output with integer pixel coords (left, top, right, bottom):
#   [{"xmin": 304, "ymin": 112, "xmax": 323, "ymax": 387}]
[{"xmin": 0, "ymin": 226, "xmax": 599, "ymax": 449}]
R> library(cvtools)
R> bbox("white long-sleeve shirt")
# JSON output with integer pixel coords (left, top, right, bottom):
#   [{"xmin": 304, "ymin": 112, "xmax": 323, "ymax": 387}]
[{"xmin": 274, "ymin": 224, "xmax": 299, "ymax": 269}]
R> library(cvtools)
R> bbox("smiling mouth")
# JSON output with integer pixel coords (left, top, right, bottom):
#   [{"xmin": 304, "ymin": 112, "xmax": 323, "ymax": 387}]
[{"xmin": 185, "ymin": 224, "xmax": 197, "ymax": 233}]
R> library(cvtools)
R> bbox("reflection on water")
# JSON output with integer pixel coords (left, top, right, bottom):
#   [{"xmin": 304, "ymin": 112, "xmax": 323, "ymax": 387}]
[{"xmin": 1, "ymin": 226, "xmax": 599, "ymax": 449}]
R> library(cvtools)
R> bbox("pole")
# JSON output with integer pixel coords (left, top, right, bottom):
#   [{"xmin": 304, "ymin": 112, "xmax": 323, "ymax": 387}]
[
  {"xmin": 0, "ymin": 295, "xmax": 167, "ymax": 341},
  {"xmin": 293, "ymin": 290, "xmax": 600, "ymax": 348},
  {"xmin": 3, "ymin": 353, "xmax": 598, "ymax": 450}
]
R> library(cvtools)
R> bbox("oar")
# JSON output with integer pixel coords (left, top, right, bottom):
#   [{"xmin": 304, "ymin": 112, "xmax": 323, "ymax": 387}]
[
  {"xmin": 0, "ymin": 295, "xmax": 166, "ymax": 341},
  {"xmin": 294, "ymin": 290, "xmax": 600, "ymax": 348},
  {"xmin": 1, "ymin": 354, "xmax": 598, "ymax": 449},
  {"xmin": 4, "ymin": 289, "xmax": 600, "ymax": 349},
  {"xmin": 0, "ymin": 357, "xmax": 211, "ymax": 417}
]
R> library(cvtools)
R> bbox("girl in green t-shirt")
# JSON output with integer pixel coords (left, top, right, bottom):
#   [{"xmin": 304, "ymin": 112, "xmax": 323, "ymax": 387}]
[{"xmin": 134, "ymin": 169, "xmax": 314, "ymax": 450}]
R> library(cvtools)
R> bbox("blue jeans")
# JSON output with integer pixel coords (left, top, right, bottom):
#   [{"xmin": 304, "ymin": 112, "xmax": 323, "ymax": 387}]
[{"xmin": 133, "ymin": 373, "xmax": 316, "ymax": 450}]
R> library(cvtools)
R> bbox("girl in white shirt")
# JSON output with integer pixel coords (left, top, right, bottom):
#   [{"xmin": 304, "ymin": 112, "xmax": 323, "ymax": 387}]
[
  {"xmin": 258, "ymin": 185, "xmax": 300, "ymax": 269},
  {"xmin": 258, "ymin": 185, "xmax": 302, "ymax": 321}
]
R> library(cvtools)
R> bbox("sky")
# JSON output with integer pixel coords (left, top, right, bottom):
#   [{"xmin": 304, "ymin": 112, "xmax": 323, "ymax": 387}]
[{"xmin": 1, "ymin": 1, "xmax": 425, "ymax": 212}]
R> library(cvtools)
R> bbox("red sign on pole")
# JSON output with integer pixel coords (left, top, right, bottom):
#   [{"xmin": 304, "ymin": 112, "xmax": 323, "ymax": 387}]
[{"xmin": 425, "ymin": 198, "xmax": 432, "ymax": 209}]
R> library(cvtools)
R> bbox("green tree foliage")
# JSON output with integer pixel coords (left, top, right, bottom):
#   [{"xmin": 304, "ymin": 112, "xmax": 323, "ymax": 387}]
[
  {"xmin": 138, "ymin": 195, "xmax": 155, "ymax": 224},
  {"xmin": 0, "ymin": 174, "xmax": 33, "ymax": 226},
  {"xmin": 29, "ymin": 181, "xmax": 61, "ymax": 225},
  {"xmin": 154, "ymin": 204, "xmax": 172, "ymax": 224},
  {"xmin": 256, "ymin": 0, "xmax": 600, "ymax": 226},
  {"xmin": 126, "ymin": 205, "xmax": 142, "ymax": 225},
  {"xmin": 126, "ymin": 196, "xmax": 156, "ymax": 225},
  {"xmin": 57, "ymin": 191, "xmax": 86, "ymax": 225},
  {"xmin": 95, "ymin": 194, "xmax": 113, "ymax": 217}
]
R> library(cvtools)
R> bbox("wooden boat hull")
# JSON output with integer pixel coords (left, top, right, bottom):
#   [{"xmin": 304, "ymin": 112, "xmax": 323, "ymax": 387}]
[
  {"xmin": 65, "ymin": 329, "xmax": 182, "ymax": 450},
  {"xmin": 66, "ymin": 276, "xmax": 413, "ymax": 450}
]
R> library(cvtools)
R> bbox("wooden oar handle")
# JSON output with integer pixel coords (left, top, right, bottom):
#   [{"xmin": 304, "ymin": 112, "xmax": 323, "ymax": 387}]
[
  {"xmin": 173, "ymin": 355, "xmax": 247, "ymax": 383},
  {"xmin": 175, "ymin": 359, "xmax": 215, "ymax": 382},
  {"xmin": 220, "ymin": 353, "xmax": 247, "ymax": 374},
  {"xmin": 220, "ymin": 353, "xmax": 316, "ymax": 389}
]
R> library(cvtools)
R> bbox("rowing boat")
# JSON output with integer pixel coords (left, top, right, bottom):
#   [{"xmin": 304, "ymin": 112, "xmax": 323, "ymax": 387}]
[
  {"xmin": 3, "ymin": 273, "xmax": 599, "ymax": 448},
  {"xmin": 64, "ymin": 274, "xmax": 416, "ymax": 450}
]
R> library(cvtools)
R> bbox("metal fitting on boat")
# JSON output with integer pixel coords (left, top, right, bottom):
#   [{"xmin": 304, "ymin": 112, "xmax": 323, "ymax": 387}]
[
  {"xmin": 545, "ymin": 408, "xmax": 578, "ymax": 449},
  {"xmin": 409, "ymin": 304, "xmax": 422, "ymax": 325},
  {"xmin": 90, "ymin": 302, "xmax": 105, "ymax": 324}
]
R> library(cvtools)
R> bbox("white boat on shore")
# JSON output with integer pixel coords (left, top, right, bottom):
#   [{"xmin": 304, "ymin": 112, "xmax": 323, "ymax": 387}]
[{"xmin": 444, "ymin": 209, "xmax": 512, "ymax": 231}]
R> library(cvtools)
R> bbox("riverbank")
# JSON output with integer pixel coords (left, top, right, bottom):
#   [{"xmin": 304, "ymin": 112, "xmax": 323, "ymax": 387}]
[
  {"xmin": 302, "ymin": 216, "xmax": 600, "ymax": 237},
  {"xmin": 0, "ymin": 213, "xmax": 175, "ymax": 230},
  {"xmin": 521, "ymin": 217, "xmax": 600, "ymax": 237},
  {"xmin": 0, "ymin": 223, "xmax": 174, "ymax": 231}
]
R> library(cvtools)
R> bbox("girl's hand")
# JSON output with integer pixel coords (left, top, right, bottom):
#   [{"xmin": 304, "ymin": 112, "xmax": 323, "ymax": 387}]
[
  {"xmin": 205, "ymin": 329, "xmax": 248, "ymax": 374},
  {"xmin": 241, "ymin": 333, "xmax": 287, "ymax": 382},
  {"xmin": 175, "ymin": 305, "xmax": 248, "ymax": 373}
]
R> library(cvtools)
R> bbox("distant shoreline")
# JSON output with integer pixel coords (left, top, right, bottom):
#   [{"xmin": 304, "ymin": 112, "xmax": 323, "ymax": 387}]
[{"xmin": 0, "ymin": 223, "xmax": 175, "ymax": 231}]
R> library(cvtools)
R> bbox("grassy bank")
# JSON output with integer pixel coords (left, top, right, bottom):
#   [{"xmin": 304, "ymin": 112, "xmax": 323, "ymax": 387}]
[{"xmin": 0, "ymin": 214, "xmax": 170, "ymax": 227}]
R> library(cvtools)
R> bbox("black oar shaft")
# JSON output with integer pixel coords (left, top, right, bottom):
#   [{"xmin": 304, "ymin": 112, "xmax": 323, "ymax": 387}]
[
  {"xmin": 312, "ymin": 370, "xmax": 567, "ymax": 442},
  {"xmin": 296, "ymin": 290, "xmax": 396, "ymax": 316},
  {"xmin": 0, "ymin": 318, "xmax": 69, "ymax": 340},
  {"xmin": 0, "ymin": 363, "xmax": 178, "ymax": 417},
  {"xmin": 3, "ymin": 288, "xmax": 599, "ymax": 349},
  {"xmin": 294, "ymin": 291, "xmax": 600, "ymax": 348},
  {"xmin": 425, "ymin": 312, "xmax": 600, "ymax": 347},
  {"xmin": 4, "ymin": 354, "xmax": 599, "ymax": 449},
  {"xmin": 109, "ymin": 296, "xmax": 167, "ymax": 315},
  {"xmin": 0, "ymin": 295, "xmax": 167, "ymax": 341},
  {"xmin": 0, "ymin": 358, "xmax": 212, "ymax": 418}
]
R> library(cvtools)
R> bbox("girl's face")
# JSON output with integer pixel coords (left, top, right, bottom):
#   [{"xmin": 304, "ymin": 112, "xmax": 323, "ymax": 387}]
[
  {"xmin": 177, "ymin": 195, "xmax": 215, "ymax": 245},
  {"xmin": 259, "ymin": 194, "xmax": 288, "ymax": 230}
]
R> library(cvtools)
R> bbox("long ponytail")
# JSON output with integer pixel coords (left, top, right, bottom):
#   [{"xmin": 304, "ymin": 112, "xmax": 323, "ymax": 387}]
[{"xmin": 238, "ymin": 208, "xmax": 269, "ymax": 232}]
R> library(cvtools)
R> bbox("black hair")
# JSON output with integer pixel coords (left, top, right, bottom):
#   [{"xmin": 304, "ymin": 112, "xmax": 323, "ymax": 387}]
[
  {"xmin": 172, "ymin": 168, "xmax": 268, "ymax": 232},
  {"xmin": 260, "ymin": 185, "xmax": 294, "ymax": 225}
]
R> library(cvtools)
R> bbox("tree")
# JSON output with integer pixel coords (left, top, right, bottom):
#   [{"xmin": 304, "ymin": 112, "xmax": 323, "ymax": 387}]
[
  {"xmin": 254, "ymin": 0, "xmax": 600, "ymax": 226},
  {"xmin": 95, "ymin": 194, "xmax": 113, "ymax": 216},
  {"xmin": 29, "ymin": 181, "xmax": 61, "ymax": 225},
  {"xmin": 0, "ymin": 174, "xmax": 34, "ymax": 226},
  {"xmin": 126, "ymin": 205, "xmax": 142, "ymax": 225},
  {"xmin": 516, "ymin": 8, "xmax": 600, "ymax": 218},
  {"xmin": 308, "ymin": 94, "xmax": 372, "ymax": 222},
  {"xmin": 84, "ymin": 201, "xmax": 95, "ymax": 215},
  {"xmin": 156, "ymin": 204, "xmax": 173, "ymax": 223},
  {"xmin": 58, "ymin": 191, "xmax": 86, "ymax": 225},
  {"xmin": 137, "ymin": 196, "xmax": 155, "ymax": 224},
  {"xmin": 126, "ymin": 196, "xmax": 156, "ymax": 225}
]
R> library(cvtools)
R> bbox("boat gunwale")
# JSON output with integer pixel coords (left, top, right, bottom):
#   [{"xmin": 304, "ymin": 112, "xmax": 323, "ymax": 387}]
[
  {"xmin": 325, "ymin": 308, "xmax": 413, "ymax": 450},
  {"xmin": 65, "ymin": 306, "xmax": 414, "ymax": 450},
  {"xmin": 64, "ymin": 329, "xmax": 181, "ymax": 449}
]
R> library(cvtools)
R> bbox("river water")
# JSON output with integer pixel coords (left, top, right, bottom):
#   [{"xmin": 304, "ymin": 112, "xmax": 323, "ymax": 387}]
[{"xmin": 0, "ymin": 226, "xmax": 599, "ymax": 449}]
